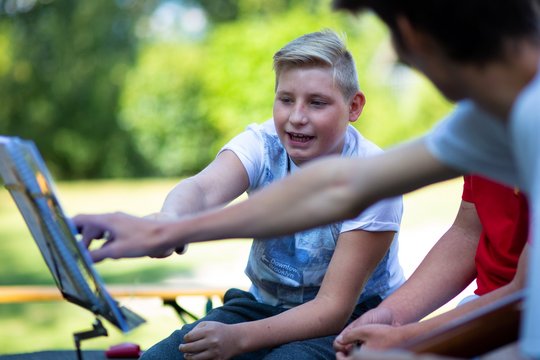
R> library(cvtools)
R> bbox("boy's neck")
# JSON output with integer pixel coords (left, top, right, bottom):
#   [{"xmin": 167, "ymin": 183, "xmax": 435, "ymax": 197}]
[{"xmin": 465, "ymin": 40, "xmax": 540, "ymax": 121}]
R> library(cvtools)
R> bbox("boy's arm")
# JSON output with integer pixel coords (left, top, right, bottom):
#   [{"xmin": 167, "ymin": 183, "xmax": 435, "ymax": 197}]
[
  {"xmin": 154, "ymin": 150, "xmax": 250, "ymax": 218},
  {"xmin": 75, "ymin": 139, "xmax": 460, "ymax": 262},
  {"xmin": 137, "ymin": 149, "xmax": 250, "ymax": 257},
  {"xmin": 179, "ymin": 229, "xmax": 396, "ymax": 359},
  {"xmin": 334, "ymin": 199, "xmax": 481, "ymax": 352},
  {"xmin": 336, "ymin": 244, "xmax": 528, "ymax": 351},
  {"xmin": 359, "ymin": 199, "xmax": 481, "ymax": 326},
  {"xmin": 401, "ymin": 243, "xmax": 528, "ymax": 335}
]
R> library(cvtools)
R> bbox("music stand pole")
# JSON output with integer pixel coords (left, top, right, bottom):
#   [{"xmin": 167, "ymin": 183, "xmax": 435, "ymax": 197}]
[{"xmin": 73, "ymin": 317, "xmax": 108, "ymax": 360}]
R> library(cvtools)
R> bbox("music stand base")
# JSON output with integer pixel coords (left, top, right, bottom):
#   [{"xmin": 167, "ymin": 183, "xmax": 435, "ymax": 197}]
[{"xmin": 73, "ymin": 317, "xmax": 108, "ymax": 360}]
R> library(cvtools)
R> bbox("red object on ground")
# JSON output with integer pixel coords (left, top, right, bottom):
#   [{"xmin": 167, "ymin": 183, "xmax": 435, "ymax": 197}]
[{"xmin": 105, "ymin": 342, "xmax": 143, "ymax": 359}]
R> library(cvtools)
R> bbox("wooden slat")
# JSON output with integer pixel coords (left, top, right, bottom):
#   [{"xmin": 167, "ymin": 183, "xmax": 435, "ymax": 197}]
[{"xmin": 0, "ymin": 285, "xmax": 227, "ymax": 304}]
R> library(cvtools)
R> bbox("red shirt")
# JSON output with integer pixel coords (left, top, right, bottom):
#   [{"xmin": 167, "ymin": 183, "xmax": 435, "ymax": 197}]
[{"xmin": 462, "ymin": 175, "xmax": 529, "ymax": 295}]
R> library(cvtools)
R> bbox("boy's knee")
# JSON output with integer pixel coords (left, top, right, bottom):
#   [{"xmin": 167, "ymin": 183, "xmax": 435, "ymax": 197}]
[
  {"xmin": 264, "ymin": 336, "xmax": 336, "ymax": 360},
  {"xmin": 140, "ymin": 329, "xmax": 188, "ymax": 360}
]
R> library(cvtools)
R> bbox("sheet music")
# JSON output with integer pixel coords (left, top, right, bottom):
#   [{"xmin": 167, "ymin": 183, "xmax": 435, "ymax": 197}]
[{"xmin": 0, "ymin": 136, "xmax": 145, "ymax": 332}]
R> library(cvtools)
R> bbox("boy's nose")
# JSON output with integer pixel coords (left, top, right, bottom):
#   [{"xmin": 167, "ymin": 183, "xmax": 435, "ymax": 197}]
[{"xmin": 289, "ymin": 106, "xmax": 308, "ymax": 125}]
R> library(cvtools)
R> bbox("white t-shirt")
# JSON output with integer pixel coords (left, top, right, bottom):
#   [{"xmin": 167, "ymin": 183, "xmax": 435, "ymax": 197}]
[{"xmin": 220, "ymin": 119, "xmax": 404, "ymax": 308}]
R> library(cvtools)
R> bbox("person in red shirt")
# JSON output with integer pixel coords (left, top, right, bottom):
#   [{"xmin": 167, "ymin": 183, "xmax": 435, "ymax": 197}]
[
  {"xmin": 468, "ymin": 176, "xmax": 528, "ymax": 295},
  {"xmin": 334, "ymin": 175, "xmax": 529, "ymax": 355}
]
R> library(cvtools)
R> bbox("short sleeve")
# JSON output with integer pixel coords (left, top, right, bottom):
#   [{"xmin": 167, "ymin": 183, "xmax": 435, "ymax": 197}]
[
  {"xmin": 425, "ymin": 102, "xmax": 518, "ymax": 187},
  {"xmin": 219, "ymin": 124, "xmax": 265, "ymax": 188},
  {"xmin": 462, "ymin": 176, "xmax": 473, "ymax": 202},
  {"xmin": 341, "ymin": 195, "xmax": 403, "ymax": 233}
]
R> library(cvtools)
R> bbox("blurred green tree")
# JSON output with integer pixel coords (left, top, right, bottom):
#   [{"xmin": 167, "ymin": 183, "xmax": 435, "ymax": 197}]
[
  {"xmin": 119, "ymin": 1, "xmax": 341, "ymax": 175},
  {"xmin": 119, "ymin": 2, "xmax": 452, "ymax": 177},
  {"xmin": 0, "ymin": 0, "xmax": 451, "ymax": 179},
  {"xmin": 119, "ymin": 41, "xmax": 219, "ymax": 176},
  {"xmin": 197, "ymin": 0, "xmax": 326, "ymax": 23},
  {"xmin": 0, "ymin": 0, "xmax": 158, "ymax": 179},
  {"xmin": 200, "ymin": 5, "xmax": 344, "ymax": 149}
]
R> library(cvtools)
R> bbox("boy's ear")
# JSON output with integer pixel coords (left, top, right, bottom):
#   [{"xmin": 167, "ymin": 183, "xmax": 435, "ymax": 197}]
[{"xmin": 349, "ymin": 92, "xmax": 366, "ymax": 122}]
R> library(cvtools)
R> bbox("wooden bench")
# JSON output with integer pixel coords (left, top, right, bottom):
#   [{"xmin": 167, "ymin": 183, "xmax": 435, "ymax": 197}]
[{"xmin": 0, "ymin": 285, "xmax": 228, "ymax": 324}]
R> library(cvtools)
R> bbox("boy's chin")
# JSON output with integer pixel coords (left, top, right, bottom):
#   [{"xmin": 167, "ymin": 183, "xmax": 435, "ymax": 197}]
[{"xmin": 287, "ymin": 153, "xmax": 317, "ymax": 166}]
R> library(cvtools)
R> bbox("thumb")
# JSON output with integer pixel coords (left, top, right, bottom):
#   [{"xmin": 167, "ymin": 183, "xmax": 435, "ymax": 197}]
[
  {"xmin": 337, "ymin": 326, "xmax": 369, "ymax": 348},
  {"xmin": 73, "ymin": 214, "xmax": 113, "ymax": 248},
  {"xmin": 184, "ymin": 321, "xmax": 209, "ymax": 342},
  {"xmin": 89, "ymin": 246, "xmax": 112, "ymax": 263}
]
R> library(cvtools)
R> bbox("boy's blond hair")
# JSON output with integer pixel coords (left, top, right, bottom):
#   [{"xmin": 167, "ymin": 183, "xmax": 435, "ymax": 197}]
[{"xmin": 273, "ymin": 29, "xmax": 360, "ymax": 100}]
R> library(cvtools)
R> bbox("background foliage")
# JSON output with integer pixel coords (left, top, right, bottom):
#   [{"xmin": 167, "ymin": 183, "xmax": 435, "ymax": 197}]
[{"xmin": 0, "ymin": 0, "xmax": 452, "ymax": 179}]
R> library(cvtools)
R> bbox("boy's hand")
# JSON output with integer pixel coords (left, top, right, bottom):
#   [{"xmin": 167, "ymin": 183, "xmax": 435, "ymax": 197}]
[
  {"xmin": 336, "ymin": 348, "xmax": 437, "ymax": 360},
  {"xmin": 334, "ymin": 306, "xmax": 395, "ymax": 353},
  {"xmin": 180, "ymin": 321, "xmax": 240, "ymax": 360},
  {"xmin": 336, "ymin": 323, "xmax": 407, "ymax": 356},
  {"xmin": 143, "ymin": 212, "xmax": 188, "ymax": 256},
  {"xmin": 354, "ymin": 306, "xmax": 395, "ymax": 326},
  {"xmin": 73, "ymin": 212, "xmax": 177, "ymax": 262}
]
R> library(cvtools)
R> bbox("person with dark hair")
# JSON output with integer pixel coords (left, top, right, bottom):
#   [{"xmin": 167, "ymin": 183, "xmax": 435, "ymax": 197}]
[
  {"xmin": 333, "ymin": 0, "xmax": 538, "ymax": 64},
  {"xmin": 74, "ymin": 0, "xmax": 540, "ymax": 358}
]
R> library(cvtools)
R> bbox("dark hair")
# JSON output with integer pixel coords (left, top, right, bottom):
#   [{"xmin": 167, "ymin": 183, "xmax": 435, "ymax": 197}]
[{"xmin": 333, "ymin": 0, "xmax": 540, "ymax": 63}]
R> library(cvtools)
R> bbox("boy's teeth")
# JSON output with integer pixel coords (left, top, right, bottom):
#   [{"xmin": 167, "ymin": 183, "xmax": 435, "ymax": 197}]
[{"xmin": 290, "ymin": 133, "xmax": 312, "ymax": 142}]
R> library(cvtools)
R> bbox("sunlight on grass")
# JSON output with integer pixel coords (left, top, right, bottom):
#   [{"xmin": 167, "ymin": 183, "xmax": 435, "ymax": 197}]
[{"xmin": 0, "ymin": 300, "xmax": 186, "ymax": 352}]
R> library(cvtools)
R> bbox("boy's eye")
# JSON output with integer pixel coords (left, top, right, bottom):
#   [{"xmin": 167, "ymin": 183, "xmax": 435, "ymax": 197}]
[
  {"xmin": 311, "ymin": 99, "xmax": 327, "ymax": 107},
  {"xmin": 279, "ymin": 97, "xmax": 293, "ymax": 104}
]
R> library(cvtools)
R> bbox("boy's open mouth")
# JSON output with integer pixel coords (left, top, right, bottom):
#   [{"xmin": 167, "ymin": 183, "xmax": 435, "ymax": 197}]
[{"xmin": 288, "ymin": 132, "xmax": 314, "ymax": 143}]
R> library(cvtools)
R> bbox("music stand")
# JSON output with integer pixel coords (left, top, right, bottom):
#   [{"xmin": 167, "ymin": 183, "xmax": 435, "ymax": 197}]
[{"xmin": 0, "ymin": 136, "xmax": 145, "ymax": 359}]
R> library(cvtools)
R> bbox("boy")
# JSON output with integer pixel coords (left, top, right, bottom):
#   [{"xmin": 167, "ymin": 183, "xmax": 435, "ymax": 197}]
[
  {"xmin": 137, "ymin": 29, "xmax": 404, "ymax": 359},
  {"xmin": 75, "ymin": 0, "xmax": 540, "ymax": 357}
]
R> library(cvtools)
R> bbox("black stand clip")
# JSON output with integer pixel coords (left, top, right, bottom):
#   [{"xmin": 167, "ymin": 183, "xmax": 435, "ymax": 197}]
[{"xmin": 73, "ymin": 317, "xmax": 108, "ymax": 360}]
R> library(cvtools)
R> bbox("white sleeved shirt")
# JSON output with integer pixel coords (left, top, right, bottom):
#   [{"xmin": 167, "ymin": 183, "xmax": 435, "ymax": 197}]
[{"xmin": 220, "ymin": 119, "xmax": 404, "ymax": 308}]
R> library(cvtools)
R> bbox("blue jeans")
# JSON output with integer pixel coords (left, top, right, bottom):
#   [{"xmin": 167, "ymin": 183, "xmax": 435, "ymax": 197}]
[{"xmin": 141, "ymin": 288, "xmax": 381, "ymax": 360}]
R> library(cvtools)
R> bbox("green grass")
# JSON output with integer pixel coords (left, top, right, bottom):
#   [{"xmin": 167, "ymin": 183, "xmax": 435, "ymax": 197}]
[
  {"xmin": 0, "ymin": 177, "xmax": 463, "ymax": 354},
  {"xmin": 0, "ymin": 178, "xmax": 194, "ymax": 286}
]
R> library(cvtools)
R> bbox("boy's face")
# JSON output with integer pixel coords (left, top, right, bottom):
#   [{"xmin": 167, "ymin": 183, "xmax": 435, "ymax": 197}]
[{"xmin": 273, "ymin": 66, "xmax": 363, "ymax": 166}]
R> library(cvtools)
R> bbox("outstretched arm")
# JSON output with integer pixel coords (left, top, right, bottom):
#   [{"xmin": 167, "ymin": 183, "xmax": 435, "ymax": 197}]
[
  {"xmin": 153, "ymin": 149, "xmax": 249, "ymax": 218},
  {"xmin": 173, "ymin": 139, "xmax": 457, "ymax": 241},
  {"xmin": 75, "ymin": 139, "xmax": 459, "ymax": 262},
  {"xmin": 178, "ymin": 230, "xmax": 395, "ymax": 359},
  {"xmin": 137, "ymin": 149, "xmax": 250, "ymax": 256}
]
